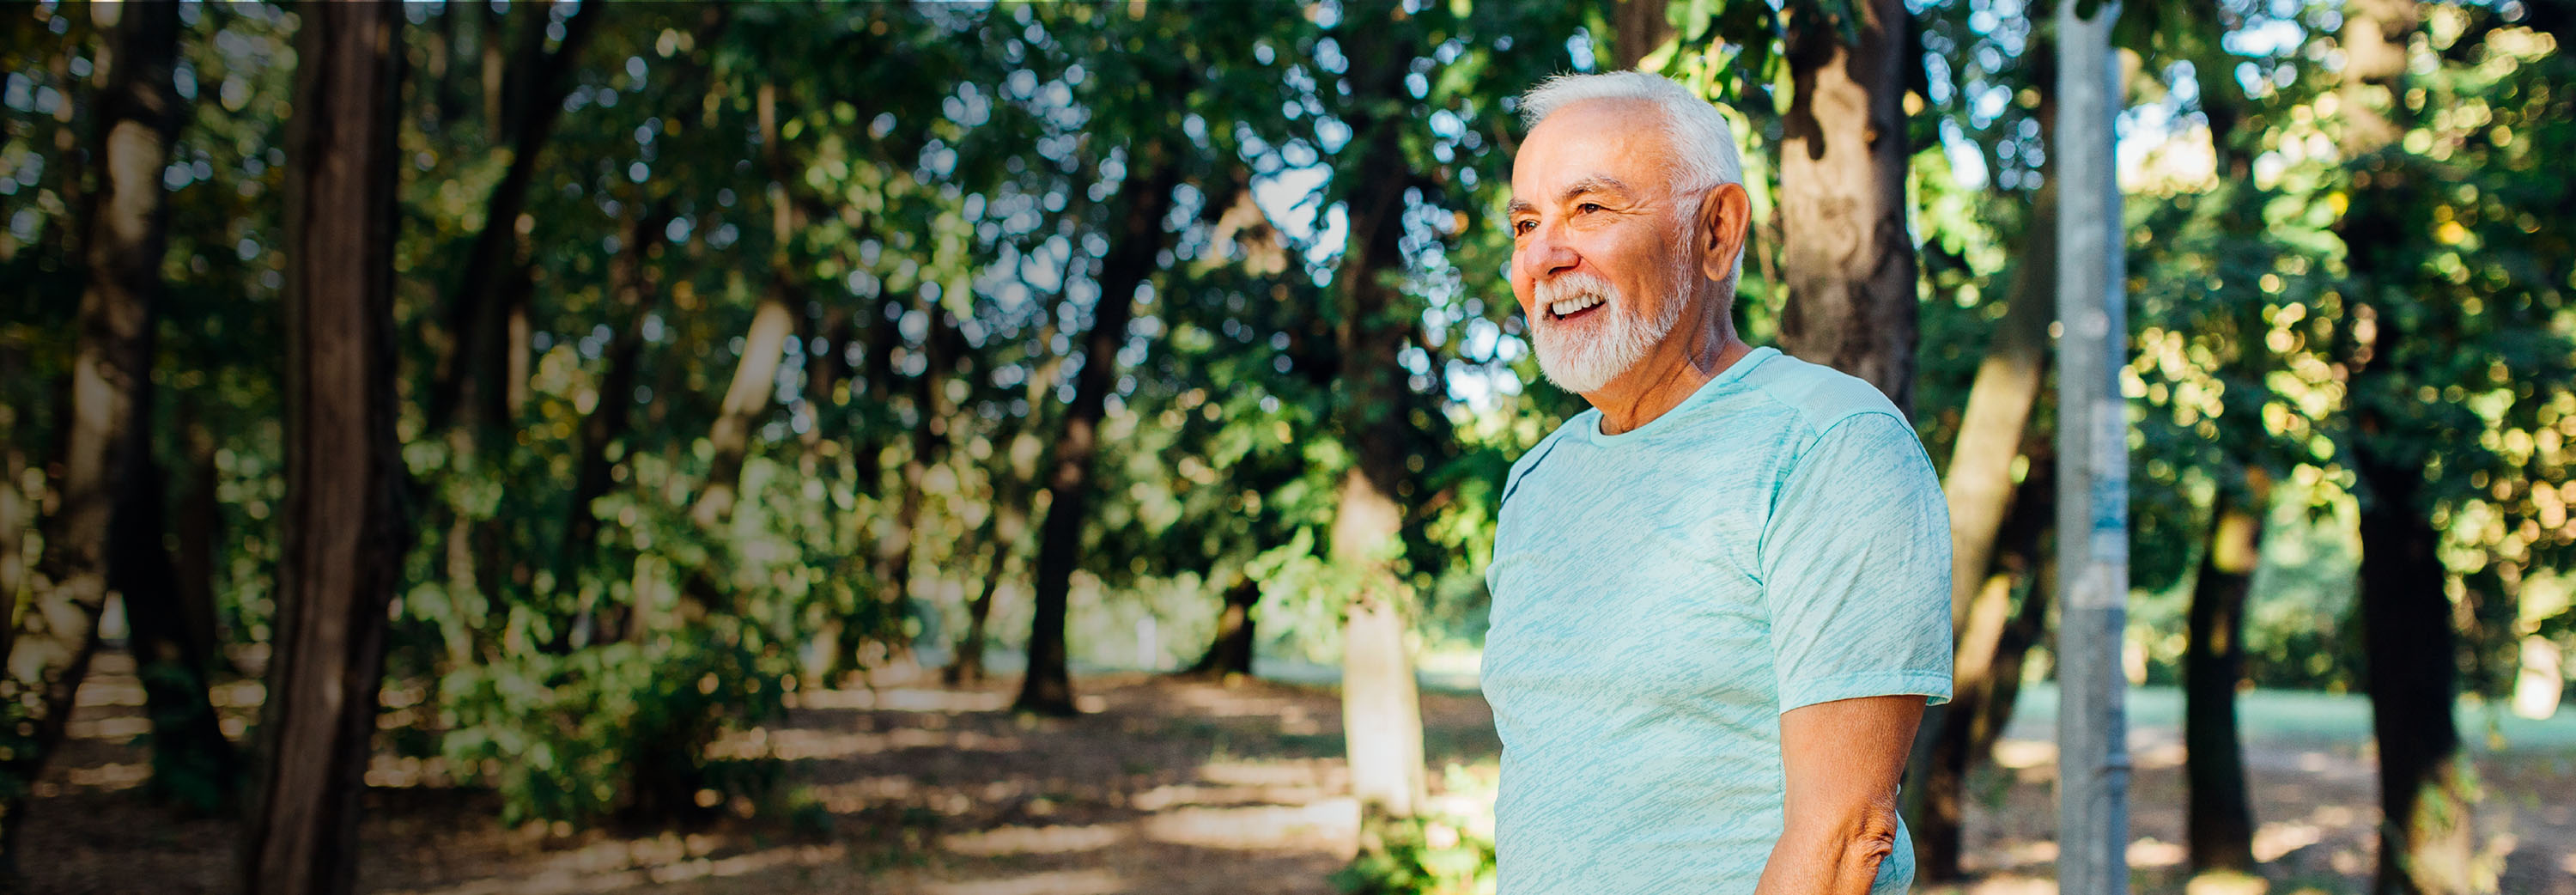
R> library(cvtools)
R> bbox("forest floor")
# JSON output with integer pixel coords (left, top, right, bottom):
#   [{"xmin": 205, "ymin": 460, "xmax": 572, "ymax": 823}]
[{"xmin": 19, "ymin": 650, "xmax": 2576, "ymax": 895}]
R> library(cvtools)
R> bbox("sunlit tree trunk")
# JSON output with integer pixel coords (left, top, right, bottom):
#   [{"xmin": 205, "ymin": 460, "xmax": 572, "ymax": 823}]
[
  {"xmin": 241, "ymin": 6, "xmax": 405, "ymax": 893},
  {"xmin": 1333, "ymin": 5, "xmax": 1428, "ymax": 824},
  {"xmin": 1907, "ymin": 183, "xmax": 2055, "ymax": 880},
  {"xmin": 1016, "ymin": 138, "xmax": 1180, "ymax": 715},
  {"xmin": 2185, "ymin": 473, "xmax": 2265, "ymax": 874},
  {"xmin": 0, "ymin": 0, "xmax": 184, "ymax": 865},
  {"xmin": 1775, "ymin": 0, "xmax": 1922, "ymax": 415}
]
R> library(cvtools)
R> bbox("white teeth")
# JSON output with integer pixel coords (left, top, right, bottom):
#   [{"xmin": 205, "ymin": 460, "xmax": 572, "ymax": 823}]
[{"xmin": 1548, "ymin": 294, "xmax": 1603, "ymax": 317}]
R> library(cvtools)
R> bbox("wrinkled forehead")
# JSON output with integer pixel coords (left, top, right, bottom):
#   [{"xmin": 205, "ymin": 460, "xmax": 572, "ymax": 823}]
[{"xmin": 1508, "ymin": 98, "xmax": 1680, "ymax": 204}]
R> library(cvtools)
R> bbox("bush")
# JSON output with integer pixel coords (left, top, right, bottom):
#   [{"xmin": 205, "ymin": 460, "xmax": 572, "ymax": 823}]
[{"xmin": 439, "ymin": 634, "xmax": 791, "ymax": 826}]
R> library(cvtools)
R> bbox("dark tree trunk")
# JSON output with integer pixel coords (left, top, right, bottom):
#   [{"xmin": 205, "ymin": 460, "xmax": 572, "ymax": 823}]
[
  {"xmin": 1613, "ymin": 0, "xmax": 1678, "ymax": 70},
  {"xmin": 174, "ymin": 402, "xmax": 225, "ymax": 673},
  {"xmin": 428, "ymin": 1, "xmax": 600, "ymax": 434},
  {"xmin": 2335, "ymin": 3, "xmax": 2485, "ymax": 892},
  {"xmin": 0, "ymin": 0, "xmax": 185, "ymax": 867},
  {"xmin": 1181, "ymin": 575, "xmax": 1262, "ymax": 679},
  {"xmin": 1016, "ymin": 138, "xmax": 1181, "ymax": 716},
  {"xmin": 2185, "ymin": 476, "xmax": 2264, "ymax": 874},
  {"xmin": 241, "ymin": 6, "xmax": 406, "ymax": 894},
  {"xmin": 557, "ymin": 201, "xmax": 671, "ymax": 648},
  {"xmin": 1775, "ymin": 0, "xmax": 1923, "ymax": 415},
  {"xmin": 120, "ymin": 455, "xmax": 241, "ymax": 813}
]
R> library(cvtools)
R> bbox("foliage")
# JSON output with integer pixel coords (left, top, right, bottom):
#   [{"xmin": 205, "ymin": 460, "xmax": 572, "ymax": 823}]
[{"xmin": 1333, "ymin": 765, "xmax": 1500, "ymax": 895}]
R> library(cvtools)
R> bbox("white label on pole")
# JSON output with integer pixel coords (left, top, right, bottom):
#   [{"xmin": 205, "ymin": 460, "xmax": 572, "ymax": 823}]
[{"xmin": 2090, "ymin": 399, "xmax": 2128, "ymax": 564}]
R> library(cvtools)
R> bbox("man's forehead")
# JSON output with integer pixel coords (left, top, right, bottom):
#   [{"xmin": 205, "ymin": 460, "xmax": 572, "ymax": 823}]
[{"xmin": 1508, "ymin": 99, "xmax": 1673, "ymax": 203}]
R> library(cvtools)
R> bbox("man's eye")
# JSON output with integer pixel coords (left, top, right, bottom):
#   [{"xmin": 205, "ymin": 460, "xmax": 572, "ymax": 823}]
[
  {"xmin": 1577, "ymin": 203, "xmax": 1603, "ymax": 214},
  {"xmin": 1513, "ymin": 219, "xmax": 1536, "ymax": 234}
]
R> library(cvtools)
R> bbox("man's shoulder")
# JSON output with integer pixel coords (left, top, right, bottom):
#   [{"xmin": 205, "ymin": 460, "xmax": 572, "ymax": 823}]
[{"xmin": 1736, "ymin": 349, "xmax": 1911, "ymax": 442}]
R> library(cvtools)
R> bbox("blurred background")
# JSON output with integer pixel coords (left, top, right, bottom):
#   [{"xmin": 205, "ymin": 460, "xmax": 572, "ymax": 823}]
[{"xmin": 2, "ymin": 1, "xmax": 2573, "ymax": 893}]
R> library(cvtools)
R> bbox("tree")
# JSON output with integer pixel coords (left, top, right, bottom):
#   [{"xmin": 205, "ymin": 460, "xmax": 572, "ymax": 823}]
[
  {"xmin": 0, "ymin": 0, "xmax": 185, "ymax": 864},
  {"xmin": 1774, "ymin": 0, "xmax": 1923, "ymax": 414},
  {"xmin": 240, "ymin": 5, "xmax": 406, "ymax": 892}
]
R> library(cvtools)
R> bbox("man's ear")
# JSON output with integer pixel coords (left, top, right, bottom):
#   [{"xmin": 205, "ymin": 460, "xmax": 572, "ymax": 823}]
[{"xmin": 1695, "ymin": 183, "xmax": 1752, "ymax": 284}]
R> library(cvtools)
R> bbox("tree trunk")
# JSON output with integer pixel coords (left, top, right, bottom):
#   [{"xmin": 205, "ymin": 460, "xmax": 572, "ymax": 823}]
[
  {"xmin": 1182, "ymin": 574, "xmax": 1262, "ymax": 679},
  {"xmin": 1613, "ymin": 0, "xmax": 1678, "ymax": 70},
  {"xmin": 240, "ymin": 7, "xmax": 406, "ymax": 894},
  {"xmin": 875, "ymin": 295, "xmax": 956, "ymax": 670},
  {"xmin": 0, "ymin": 0, "xmax": 184, "ymax": 865},
  {"xmin": 174, "ymin": 402, "xmax": 224, "ymax": 673},
  {"xmin": 1775, "ymin": 0, "xmax": 1922, "ymax": 416},
  {"xmin": 1334, "ymin": 9, "xmax": 1429, "ymax": 822},
  {"xmin": 1015, "ymin": 138, "xmax": 1181, "ymax": 716},
  {"xmin": 121, "ymin": 452, "xmax": 241, "ymax": 813},
  {"xmin": 2185, "ymin": 473, "xmax": 2264, "ymax": 874},
  {"xmin": 1904, "ymin": 178, "xmax": 2055, "ymax": 881},
  {"xmin": 558, "ymin": 201, "xmax": 671, "ymax": 647},
  {"xmin": 428, "ymin": 0, "xmax": 601, "ymax": 435},
  {"xmin": 2336, "ymin": 3, "xmax": 2486, "ymax": 892},
  {"xmin": 686, "ymin": 286, "xmax": 794, "ymax": 532}
]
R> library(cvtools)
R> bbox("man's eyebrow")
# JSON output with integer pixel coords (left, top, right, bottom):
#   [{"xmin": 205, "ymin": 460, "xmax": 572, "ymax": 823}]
[
  {"xmin": 1506, "ymin": 176, "xmax": 1632, "ymax": 217},
  {"xmin": 1560, "ymin": 175, "xmax": 1631, "ymax": 202}
]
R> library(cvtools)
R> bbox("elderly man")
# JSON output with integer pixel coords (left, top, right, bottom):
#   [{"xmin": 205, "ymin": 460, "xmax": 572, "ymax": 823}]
[{"xmin": 1479, "ymin": 71, "xmax": 1953, "ymax": 894}]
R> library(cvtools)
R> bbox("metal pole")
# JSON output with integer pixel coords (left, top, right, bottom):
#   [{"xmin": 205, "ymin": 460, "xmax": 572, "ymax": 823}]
[{"xmin": 2053, "ymin": 1, "xmax": 2130, "ymax": 893}]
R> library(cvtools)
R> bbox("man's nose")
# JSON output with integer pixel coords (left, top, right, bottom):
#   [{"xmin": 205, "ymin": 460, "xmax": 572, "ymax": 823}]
[{"xmin": 1517, "ymin": 224, "xmax": 1580, "ymax": 280}]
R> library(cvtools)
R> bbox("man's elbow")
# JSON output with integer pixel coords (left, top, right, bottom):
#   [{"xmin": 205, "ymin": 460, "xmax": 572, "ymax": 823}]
[
  {"xmin": 1831, "ymin": 804, "xmax": 1901, "ymax": 880},
  {"xmin": 1789, "ymin": 801, "xmax": 1901, "ymax": 882}
]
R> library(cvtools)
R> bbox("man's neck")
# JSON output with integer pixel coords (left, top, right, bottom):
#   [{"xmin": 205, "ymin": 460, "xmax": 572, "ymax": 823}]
[{"xmin": 1586, "ymin": 318, "xmax": 1751, "ymax": 436}]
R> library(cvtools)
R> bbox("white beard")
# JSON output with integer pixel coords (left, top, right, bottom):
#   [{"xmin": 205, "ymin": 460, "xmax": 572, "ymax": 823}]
[{"xmin": 1530, "ymin": 271, "xmax": 1682, "ymax": 394}]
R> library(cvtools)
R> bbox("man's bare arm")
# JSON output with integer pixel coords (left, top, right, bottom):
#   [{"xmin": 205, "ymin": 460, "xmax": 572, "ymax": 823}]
[{"xmin": 1752, "ymin": 694, "xmax": 1926, "ymax": 895}]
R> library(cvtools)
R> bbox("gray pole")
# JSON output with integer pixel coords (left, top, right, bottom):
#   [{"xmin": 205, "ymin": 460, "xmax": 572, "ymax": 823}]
[{"xmin": 2053, "ymin": 1, "xmax": 2130, "ymax": 893}]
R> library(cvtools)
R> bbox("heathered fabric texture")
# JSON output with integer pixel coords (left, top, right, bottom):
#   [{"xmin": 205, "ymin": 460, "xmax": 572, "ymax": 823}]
[{"xmin": 1480, "ymin": 346, "xmax": 1954, "ymax": 894}]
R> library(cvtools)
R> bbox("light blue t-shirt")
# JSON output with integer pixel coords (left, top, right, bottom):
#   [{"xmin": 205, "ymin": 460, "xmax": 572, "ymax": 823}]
[{"xmin": 1480, "ymin": 346, "xmax": 1953, "ymax": 894}]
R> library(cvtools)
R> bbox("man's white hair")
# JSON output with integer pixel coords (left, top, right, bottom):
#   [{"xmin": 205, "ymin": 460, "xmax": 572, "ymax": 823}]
[
  {"xmin": 1519, "ymin": 71, "xmax": 1747, "ymax": 295},
  {"xmin": 1520, "ymin": 71, "xmax": 1745, "ymax": 197}
]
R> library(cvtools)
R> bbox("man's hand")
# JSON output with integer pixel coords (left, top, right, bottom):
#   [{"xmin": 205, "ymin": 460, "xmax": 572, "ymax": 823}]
[{"xmin": 1752, "ymin": 695, "xmax": 1926, "ymax": 895}]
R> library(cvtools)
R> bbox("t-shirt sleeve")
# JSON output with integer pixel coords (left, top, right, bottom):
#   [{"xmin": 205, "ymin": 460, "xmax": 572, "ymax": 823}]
[{"xmin": 1759, "ymin": 411, "xmax": 1954, "ymax": 713}]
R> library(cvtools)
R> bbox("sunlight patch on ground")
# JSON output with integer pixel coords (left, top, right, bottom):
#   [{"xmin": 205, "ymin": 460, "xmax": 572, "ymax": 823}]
[
  {"xmin": 2253, "ymin": 819, "xmax": 2325, "ymax": 862},
  {"xmin": 1139, "ymin": 798, "xmax": 1358, "ymax": 851},
  {"xmin": 1128, "ymin": 782, "xmax": 1330, "ymax": 811},
  {"xmin": 940, "ymin": 823, "xmax": 1127, "ymax": 855},
  {"xmin": 1991, "ymin": 739, "xmax": 2056, "ymax": 770},
  {"xmin": 379, "ymin": 843, "xmax": 845, "ymax": 895},
  {"xmin": 921, "ymin": 869, "xmax": 1126, "ymax": 895},
  {"xmin": 2126, "ymin": 836, "xmax": 2186, "ymax": 868}
]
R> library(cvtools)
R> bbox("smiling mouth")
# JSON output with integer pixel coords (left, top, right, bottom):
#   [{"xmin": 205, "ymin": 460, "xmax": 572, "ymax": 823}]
[{"xmin": 1547, "ymin": 293, "xmax": 1607, "ymax": 323}]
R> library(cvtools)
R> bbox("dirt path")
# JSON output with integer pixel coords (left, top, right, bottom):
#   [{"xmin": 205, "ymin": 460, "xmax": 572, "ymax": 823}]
[{"xmin": 18, "ymin": 654, "xmax": 2576, "ymax": 894}]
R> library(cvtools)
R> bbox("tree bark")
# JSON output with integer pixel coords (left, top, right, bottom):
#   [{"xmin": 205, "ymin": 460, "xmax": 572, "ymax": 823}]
[
  {"xmin": 685, "ymin": 285, "xmax": 794, "ymax": 532},
  {"xmin": 2185, "ymin": 472, "xmax": 2265, "ymax": 874},
  {"xmin": 1775, "ymin": 0, "xmax": 1922, "ymax": 415},
  {"xmin": 1015, "ymin": 138, "xmax": 1181, "ymax": 716},
  {"xmin": 0, "ymin": 0, "xmax": 184, "ymax": 865},
  {"xmin": 240, "ymin": 6, "xmax": 406, "ymax": 894},
  {"xmin": 121, "ymin": 451, "xmax": 240, "ymax": 813},
  {"xmin": 1613, "ymin": 0, "xmax": 1678, "ymax": 70},
  {"xmin": 174, "ymin": 402, "xmax": 224, "ymax": 673}
]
